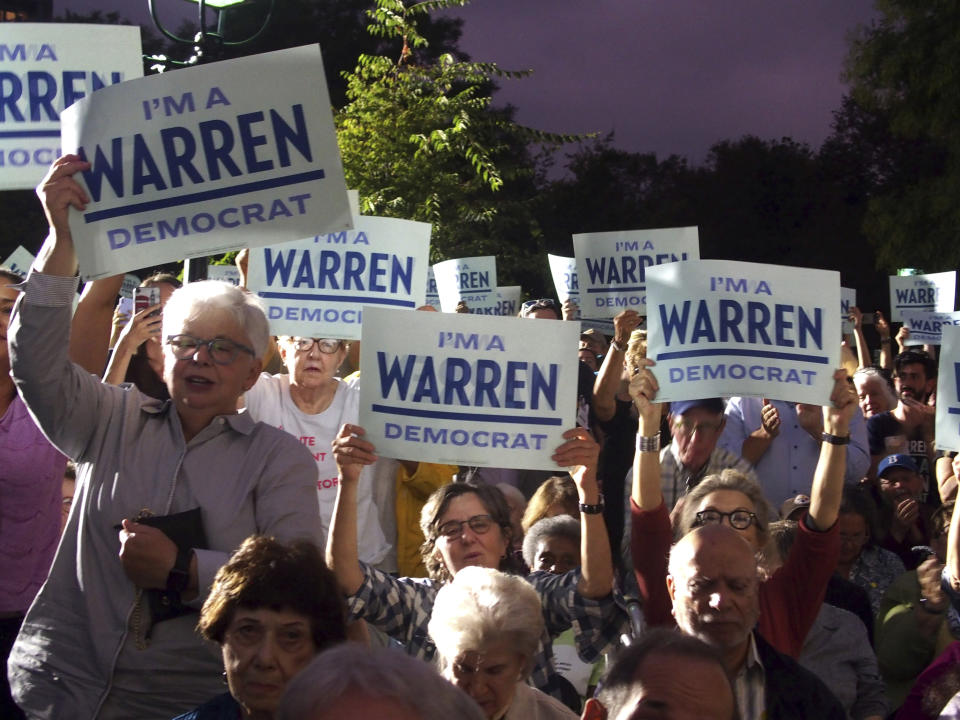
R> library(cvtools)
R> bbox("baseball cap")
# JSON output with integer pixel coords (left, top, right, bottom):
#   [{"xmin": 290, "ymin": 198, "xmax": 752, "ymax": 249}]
[
  {"xmin": 780, "ymin": 494, "xmax": 810, "ymax": 520},
  {"xmin": 670, "ymin": 398, "xmax": 726, "ymax": 416},
  {"xmin": 877, "ymin": 454, "xmax": 920, "ymax": 478}
]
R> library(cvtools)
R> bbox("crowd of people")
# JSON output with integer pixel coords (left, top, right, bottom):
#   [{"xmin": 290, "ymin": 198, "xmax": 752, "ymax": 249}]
[{"xmin": 1, "ymin": 154, "xmax": 959, "ymax": 719}]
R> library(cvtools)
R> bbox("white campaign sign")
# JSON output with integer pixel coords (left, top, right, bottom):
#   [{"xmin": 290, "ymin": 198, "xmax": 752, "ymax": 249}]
[
  {"xmin": 888, "ymin": 271, "xmax": 956, "ymax": 322},
  {"xmin": 433, "ymin": 256, "xmax": 498, "ymax": 313},
  {"xmin": 841, "ymin": 287, "xmax": 856, "ymax": 335},
  {"xmin": 573, "ymin": 227, "xmax": 699, "ymax": 318},
  {"xmin": 1, "ymin": 245, "xmax": 35, "ymax": 276},
  {"xmin": 548, "ymin": 254, "xmax": 580, "ymax": 315},
  {"xmin": 207, "ymin": 265, "xmax": 241, "ymax": 286},
  {"xmin": 359, "ymin": 307, "xmax": 578, "ymax": 469},
  {"xmin": 935, "ymin": 326, "xmax": 960, "ymax": 452},
  {"xmin": 0, "ymin": 24, "xmax": 142, "ymax": 190},
  {"xmin": 60, "ymin": 44, "xmax": 351, "ymax": 280},
  {"xmin": 488, "ymin": 286, "xmax": 520, "ymax": 317},
  {"xmin": 247, "ymin": 215, "xmax": 430, "ymax": 340},
  {"xmin": 646, "ymin": 260, "xmax": 841, "ymax": 405},
  {"xmin": 424, "ymin": 267, "xmax": 441, "ymax": 311},
  {"xmin": 900, "ymin": 311, "xmax": 960, "ymax": 346}
]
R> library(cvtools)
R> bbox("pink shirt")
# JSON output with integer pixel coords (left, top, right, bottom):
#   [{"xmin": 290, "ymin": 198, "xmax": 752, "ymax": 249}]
[{"xmin": 0, "ymin": 394, "xmax": 66, "ymax": 613}]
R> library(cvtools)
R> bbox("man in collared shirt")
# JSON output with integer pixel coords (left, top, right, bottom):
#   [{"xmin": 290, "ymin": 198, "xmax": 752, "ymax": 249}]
[{"xmin": 666, "ymin": 523, "xmax": 845, "ymax": 720}]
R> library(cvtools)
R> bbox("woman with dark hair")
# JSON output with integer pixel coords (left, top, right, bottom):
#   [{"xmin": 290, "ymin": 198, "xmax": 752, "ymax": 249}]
[
  {"xmin": 836, "ymin": 486, "xmax": 905, "ymax": 614},
  {"xmin": 327, "ymin": 424, "xmax": 624, "ymax": 701},
  {"xmin": 175, "ymin": 536, "xmax": 347, "ymax": 720}
]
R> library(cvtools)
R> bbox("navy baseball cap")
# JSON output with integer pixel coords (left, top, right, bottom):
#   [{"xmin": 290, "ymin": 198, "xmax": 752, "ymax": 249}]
[
  {"xmin": 670, "ymin": 398, "xmax": 726, "ymax": 416},
  {"xmin": 877, "ymin": 454, "xmax": 920, "ymax": 477}
]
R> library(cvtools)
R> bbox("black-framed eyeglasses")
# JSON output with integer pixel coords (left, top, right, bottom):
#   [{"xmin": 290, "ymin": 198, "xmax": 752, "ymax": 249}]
[
  {"xmin": 290, "ymin": 337, "xmax": 343, "ymax": 354},
  {"xmin": 436, "ymin": 514, "xmax": 495, "ymax": 540},
  {"xmin": 166, "ymin": 334, "xmax": 255, "ymax": 365},
  {"xmin": 693, "ymin": 509, "xmax": 758, "ymax": 530}
]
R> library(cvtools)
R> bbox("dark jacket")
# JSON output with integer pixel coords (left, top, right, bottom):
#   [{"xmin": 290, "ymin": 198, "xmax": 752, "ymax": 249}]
[{"xmin": 755, "ymin": 632, "xmax": 846, "ymax": 720}]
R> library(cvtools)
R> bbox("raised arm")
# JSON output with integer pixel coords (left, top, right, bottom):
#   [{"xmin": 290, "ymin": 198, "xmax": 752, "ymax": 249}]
[
  {"xmin": 102, "ymin": 302, "xmax": 162, "ymax": 385},
  {"xmin": 807, "ymin": 369, "xmax": 857, "ymax": 531},
  {"xmin": 592, "ymin": 310, "xmax": 640, "ymax": 422},
  {"xmin": 553, "ymin": 427, "xmax": 612, "ymax": 598},
  {"xmin": 327, "ymin": 423, "xmax": 378, "ymax": 595},
  {"xmin": 876, "ymin": 311, "xmax": 894, "ymax": 370},
  {"xmin": 33, "ymin": 155, "xmax": 89, "ymax": 276},
  {"xmin": 947, "ymin": 454, "xmax": 960, "ymax": 599},
  {"xmin": 850, "ymin": 306, "xmax": 871, "ymax": 370},
  {"xmin": 68, "ymin": 275, "xmax": 125, "ymax": 375},
  {"xmin": 628, "ymin": 358, "xmax": 665, "ymax": 511}
]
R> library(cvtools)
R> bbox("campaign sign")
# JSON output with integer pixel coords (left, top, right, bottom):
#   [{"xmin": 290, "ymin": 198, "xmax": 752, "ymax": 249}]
[
  {"xmin": 486, "ymin": 286, "xmax": 520, "ymax": 317},
  {"xmin": 1, "ymin": 245, "xmax": 35, "ymax": 276},
  {"xmin": 900, "ymin": 311, "xmax": 960, "ymax": 346},
  {"xmin": 935, "ymin": 326, "xmax": 960, "ymax": 452},
  {"xmin": 433, "ymin": 256, "xmax": 498, "ymax": 313},
  {"xmin": 207, "ymin": 264, "xmax": 241, "ymax": 286},
  {"xmin": 247, "ymin": 215, "xmax": 430, "ymax": 340},
  {"xmin": 424, "ymin": 267, "xmax": 441, "ymax": 311},
  {"xmin": 59, "ymin": 44, "xmax": 351, "ymax": 281},
  {"xmin": 573, "ymin": 227, "xmax": 699, "ymax": 319},
  {"xmin": 359, "ymin": 307, "xmax": 579, "ymax": 469},
  {"xmin": 548, "ymin": 254, "xmax": 580, "ymax": 316},
  {"xmin": 646, "ymin": 260, "xmax": 841, "ymax": 405},
  {"xmin": 841, "ymin": 287, "xmax": 856, "ymax": 335},
  {"xmin": 0, "ymin": 24, "xmax": 142, "ymax": 191},
  {"xmin": 889, "ymin": 271, "xmax": 956, "ymax": 322}
]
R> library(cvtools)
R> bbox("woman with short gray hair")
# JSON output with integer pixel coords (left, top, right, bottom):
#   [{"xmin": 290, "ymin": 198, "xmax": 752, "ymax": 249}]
[{"xmin": 429, "ymin": 567, "xmax": 578, "ymax": 720}]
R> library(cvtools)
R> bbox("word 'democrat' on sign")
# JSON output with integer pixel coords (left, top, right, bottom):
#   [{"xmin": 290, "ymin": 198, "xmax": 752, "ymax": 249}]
[
  {"xmin": 573, "ymin": 227, "xmax": 699, "ymax": 318},
  {"xmin": 935, "ymin": 326, "xmax": 960, "ymax": 453},
  {"xmin": 359, "ymin": 308, "xmax": 579, "ymax": 470},
  {"xmin": 59, "ymin": 44, "xmax": 351, "ymax": 280},
  {"xmin": 646, "ymin": 260, "xmax": 841, "ymax": 405},
  {"xmin": 0, "ymin": 24, "xmax": 143, "ymax": 191},
  {"xmin": 247, "ymin": 215, "xmax": 430, "ymax": 340},
  {"xmin": 888, "ymin": 271, "xmax": 956, "ymax": 323},
  {"xmin": 433, "ymin": 256, "xmax": 503, "ymax": 314}
]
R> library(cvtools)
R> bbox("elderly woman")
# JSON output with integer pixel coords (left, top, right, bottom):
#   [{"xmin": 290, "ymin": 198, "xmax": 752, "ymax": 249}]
[
  {"xmin": 629, "ymin": 358, "xmax": 856, "ymax": 658},
  {"xmin": 429, "ymin": 567, "xmax": 578, "ymax": 720},
  {"xmin": 853, "ymin": 366, "xmax": 898, "ymax": 420},
  {"xmin": 328, "ymin": 424, "xmax": 623, "ymax": 701},
  {"xmin": 7, "ymin": 156, "xmax": 321, "ymax": 719},
  {"xmin": 175, "ymin": 536, "xmax": 346, "ymax": 720},
  {"xmin": 241, "ymin": 336, "xmax": 388, "ymax": 564}
]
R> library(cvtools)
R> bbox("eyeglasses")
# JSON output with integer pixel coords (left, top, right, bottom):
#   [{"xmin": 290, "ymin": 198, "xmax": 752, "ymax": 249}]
[
  {"xmin": 436, "ymin": 514, "xmax": 495, "ymax": 540},
  {"xmin": 693, "ymin": 509, "xmax": 758, "ymax": 530},
  {"xmin": 290, "ymin": 337, "xmax": 343, "ymax": 354},
  {"xmin": 166, "ymin": 334, "xmax": 255, "ymax": 365},
  {"xmin": 520, "ymin": 298, "xmax": 557, "ymax": 314},
  {"xmin": 672, "ymin": 418, "xmax": 723, "ymax": 437}
]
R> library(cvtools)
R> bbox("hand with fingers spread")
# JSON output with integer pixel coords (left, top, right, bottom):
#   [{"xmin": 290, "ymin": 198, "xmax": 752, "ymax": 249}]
[{"xmin": 332, "ymin": 423, "xmax": 378, "ymax": 484}]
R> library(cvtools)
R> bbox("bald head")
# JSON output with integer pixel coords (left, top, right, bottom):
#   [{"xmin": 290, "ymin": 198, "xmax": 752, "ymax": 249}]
[{"xmin": 667, "ymin": 525, "xmax": 759, "ymax": 663}]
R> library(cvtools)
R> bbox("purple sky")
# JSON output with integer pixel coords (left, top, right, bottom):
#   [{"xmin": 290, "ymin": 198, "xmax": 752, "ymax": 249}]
[{"xmin": 57, "ymin": 0, "xmax": 877, "ymax": 163}]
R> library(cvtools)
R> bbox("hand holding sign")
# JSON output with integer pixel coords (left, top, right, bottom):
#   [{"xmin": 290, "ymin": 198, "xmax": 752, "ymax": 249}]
[
  {"xmin": 760, "ymin": 399, "xmax": 781, "ymax": 438},
  {"xmin": 823, "ymin": 368, "xmax": 857, "ymax": 437},
  {"xmin": 332, "ymin": 424, "xmax": 378, "ymax": 484},
  {"xmin": 37, "ymin": 155, "xmax": 90, "ymax": 246},
  {"xmin": 628, "ymin": 359, "xmax": 663, "ymax": 433},
  {"xmin": 551, "ymin": 428, "xmax": 601, "ymax": 488}
]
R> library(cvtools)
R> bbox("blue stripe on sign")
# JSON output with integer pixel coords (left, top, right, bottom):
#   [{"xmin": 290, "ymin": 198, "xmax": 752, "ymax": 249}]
[
  {"xmin": 949, "ymin": 408, "xmax": 960, "ymax": 416},
  {"xmin": 0, "ymin": 130, "xmax": 59, "ymax": 138},
  {"xmin": 586, "ymin": 286, "xmax": 644, "ymax": 293},
  {"xmin": 895, "ymin": 304, "xmax": 935, "ymax": 309},
  {"xmin": 258, "ymin": 292, "xmax": 415, "ymax": 307},
  {"xmin": 371, "ymin": 404, "xmax": 563, "ymax": 426},
  {"xmin": 83, "ymin": 168, "xmax": 326, "ymax": 222},
  {"xmin": 656, "ymin": 348, "xmax": 830, "ymax": 365}
]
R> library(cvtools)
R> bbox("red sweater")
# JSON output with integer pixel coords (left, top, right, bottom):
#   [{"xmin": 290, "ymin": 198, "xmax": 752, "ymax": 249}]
[{"xmin": 631, "ymin": 499, "xmax": 840, "ymax": 658}]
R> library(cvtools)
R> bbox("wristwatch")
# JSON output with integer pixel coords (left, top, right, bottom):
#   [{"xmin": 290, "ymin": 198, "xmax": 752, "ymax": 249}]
[
  {"xmin": 579, "ymin": 495, "xmax": 605, "ymax": 515},
  {"xmin": 166, "ymin": 547, "xmax": 193, "ymax": 594}
]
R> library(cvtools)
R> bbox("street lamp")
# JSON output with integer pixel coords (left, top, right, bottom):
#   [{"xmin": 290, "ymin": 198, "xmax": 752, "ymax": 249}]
[{"xmin": 147, "ymin": 0, "xmax": 274, "ymax": 69}]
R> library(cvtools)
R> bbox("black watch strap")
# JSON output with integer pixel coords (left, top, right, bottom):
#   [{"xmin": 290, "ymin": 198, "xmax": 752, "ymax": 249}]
[{"xmin": 579, "ymin": 496, "xmax": 605, "ymax": 515}]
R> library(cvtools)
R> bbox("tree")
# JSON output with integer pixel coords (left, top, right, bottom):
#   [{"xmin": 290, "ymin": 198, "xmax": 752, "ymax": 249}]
[
  {"xmin": 336, "ymin": 0, "xmax": 574, "ymax": 287},
  {"xmin": 844, "ymin": 1, "xmax": 960, "ymax": 270}
]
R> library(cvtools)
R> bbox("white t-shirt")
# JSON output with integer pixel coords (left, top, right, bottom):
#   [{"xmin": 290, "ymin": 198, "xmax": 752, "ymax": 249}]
[{"xmin": 244, "ymin": 373, "xmax": 389, "ymax": 564}]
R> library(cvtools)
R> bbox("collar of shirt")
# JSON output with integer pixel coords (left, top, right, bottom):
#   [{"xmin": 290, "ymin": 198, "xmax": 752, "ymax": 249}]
[{"xmin": 733, "ymin": 632, "xmax": 766, "ymax": 720}]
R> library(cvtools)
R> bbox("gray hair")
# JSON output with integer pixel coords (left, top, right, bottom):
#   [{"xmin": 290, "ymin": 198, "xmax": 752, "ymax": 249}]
[
  {"xmin": 161, "ymin": 280, "xmax": 270, "ymax": 359},
  {"xmin": 678, "ymin": 469, "xmax": 772, "ymax": 546},
  {"xmin": 277, "ymin": 644, "xmax": 484, "ymax": 720},
  {"xmin": 521, "ymin": 515, "xmax": 581, "ymax": 569},
  {"xmin": 428, "ymin": 566, "xmax": 544, "ymax": 678},
  {"xmin": 853, "ymin": 366, "xmax": 898, "ymax": 408}
]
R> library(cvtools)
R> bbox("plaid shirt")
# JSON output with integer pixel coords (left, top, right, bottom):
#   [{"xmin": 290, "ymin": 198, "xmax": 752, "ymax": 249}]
[
  {"xmin": 347, "ymin": 563, "xmax": 627, "ymax": 695},
  {"xmin": 659, "ymin": 440, "xmax": 757, "ymax": 510}
]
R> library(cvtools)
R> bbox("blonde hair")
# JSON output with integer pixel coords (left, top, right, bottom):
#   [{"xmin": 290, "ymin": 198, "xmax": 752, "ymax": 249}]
[{"xmin": 521, "ymin": 475, "xmax": 578, "ymax": 532}]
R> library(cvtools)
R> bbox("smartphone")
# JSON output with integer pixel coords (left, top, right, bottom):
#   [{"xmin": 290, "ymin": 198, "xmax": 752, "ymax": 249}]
[
  {"xmin": 116, "ymin": 296, "xmax": 133, "ymax": 319},
  {"xmin": 134, "ymin": 286, "xmax": 161, "ymax": 317}
]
